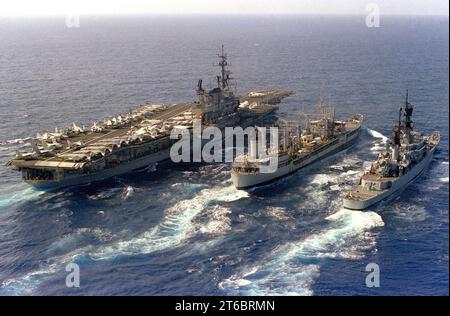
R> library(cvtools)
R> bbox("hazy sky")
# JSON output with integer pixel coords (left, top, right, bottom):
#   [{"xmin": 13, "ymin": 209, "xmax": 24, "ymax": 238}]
[{"xmin": 0, "ymin": 0, "xmax": 448, "ymax": 16}]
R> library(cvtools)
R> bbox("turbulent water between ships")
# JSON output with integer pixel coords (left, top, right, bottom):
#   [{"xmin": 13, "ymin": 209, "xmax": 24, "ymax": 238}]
[{"xmin": 1, "ymin": 126, "xmax": 446, "ymax": 295}]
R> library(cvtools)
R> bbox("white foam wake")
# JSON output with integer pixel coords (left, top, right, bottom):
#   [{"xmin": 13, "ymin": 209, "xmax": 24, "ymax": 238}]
[
  {"xmin": 0, "ymin": 187, "xmax": 45, "ymax": 209},
  {"xmin": 219, "ymin": 209, "xmax": 384, "ymax": 296},
  {"xmin": 1, "ymin": 185, "xmax": 248, "ymax": 294},
  {"xmin": 0, "ymin": 246, "xmax": 91, "ymax": 295},
  {"xmin": 365, "ymin": 128, "xmax": 388, "ymax": 143},
  {"xmin": 121, "ymin": 186, "xmax": 135, "ymax": 200},
  {"xmin": 89, "ymin": 185, "xmax": 248, "ymax": 260},
  {"xmin": 194, "ymin": 205, "xmax": 233, "ymax": 235}
]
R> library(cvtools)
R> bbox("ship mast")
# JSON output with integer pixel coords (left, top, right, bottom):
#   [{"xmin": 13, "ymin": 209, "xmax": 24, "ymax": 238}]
[
  {"xmin": 392, "ymin": 107, "xmax": 402, "ymax": 162},
  {"xmin": 404, "ymin": 89, "xmax": 413, "ymax": 130},
  {"xmin": 217, "ymin": 44, "xmax": 230, "ymax": 90}
]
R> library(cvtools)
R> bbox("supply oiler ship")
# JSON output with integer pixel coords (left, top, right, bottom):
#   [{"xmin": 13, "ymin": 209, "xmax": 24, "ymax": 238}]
[{"xmin": 231, "ymin": 100, "xmax": 363, "ymax": 189}]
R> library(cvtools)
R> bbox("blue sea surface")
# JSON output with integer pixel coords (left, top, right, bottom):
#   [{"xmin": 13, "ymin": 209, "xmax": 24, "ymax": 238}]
[{"xmin": 0, "ymin": 15, "xmax": 448, "ymax": 295}]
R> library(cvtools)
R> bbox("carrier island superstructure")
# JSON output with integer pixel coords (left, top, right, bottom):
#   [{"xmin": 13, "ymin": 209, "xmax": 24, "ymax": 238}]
[
  {"xmin": 7, "ymin": 47, "xmax": 293, "ymax": 189},
  {"xmin": 231, "ymin": 100, "xmax": 363, "ymax": 189},
  {"xmin": 343, "ymin": 92, "xmax": 440, "ymax": 210}
]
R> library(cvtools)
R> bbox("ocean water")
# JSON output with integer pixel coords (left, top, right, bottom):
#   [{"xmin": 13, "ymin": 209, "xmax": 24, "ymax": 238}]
[{"xmin": 0, "ymin": 15, "xmax": 448, "ymax": 296}]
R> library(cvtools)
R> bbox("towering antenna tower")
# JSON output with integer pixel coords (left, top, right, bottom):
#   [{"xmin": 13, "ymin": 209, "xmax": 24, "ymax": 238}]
[
  {"xmin": 217, "ymin": 45, "xmax": 231, "ymax": 89},
  {"xmin": 404, "ymin": 90, "xmax": 413, "ymax": 130}
]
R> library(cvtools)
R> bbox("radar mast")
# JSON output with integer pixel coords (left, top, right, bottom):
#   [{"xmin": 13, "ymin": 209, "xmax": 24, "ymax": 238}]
[
  {"xmin": 404, "ymin": 90, "xmax": 413, "ymax": 130},
  {"xmin": 217, "ymin": 45, "xmax": 231, "ymax": 90}
]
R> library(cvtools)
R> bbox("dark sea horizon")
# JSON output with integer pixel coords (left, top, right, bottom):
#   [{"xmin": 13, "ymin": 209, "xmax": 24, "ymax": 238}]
[{"xmin": 0, "ymin": 14, "xmax": 448, "ymax": 295}]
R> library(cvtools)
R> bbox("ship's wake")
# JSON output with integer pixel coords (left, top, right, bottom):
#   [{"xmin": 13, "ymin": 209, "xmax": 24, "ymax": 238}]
[
  {"xmin": 219, "ymin": 129, "xmax": 389, "ymax": 295},
  {"xmin": 365, "ymin": 127, "xmax": 388, "ymax": 143},
  {"xmin": 219, "ymin": 208, "xmax": 384, "ymax": 296},
  {"xmin": 90, "ymin": 184, "xmax": 247, "ymax": 260},
  {"xmin": 0, "ymin": 187, "xmax": 45, "ymax": 209},
  {"xmin": 1, "ymin": 128, "xmax": 392, "ymax": 295},
  {"xmin": 0, "ymin": 246, "xmax": 91, "ymax": 295},
  {"xmin": 0, "ymin": 184, "xmax": 248, "ymax": 294}
]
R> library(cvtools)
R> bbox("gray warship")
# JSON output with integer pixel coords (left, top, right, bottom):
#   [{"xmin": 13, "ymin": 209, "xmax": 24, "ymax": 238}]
[
  {"xmin": 231, "ymin": 100, "xmax": 363, "ymax": 189},
  {"xmin": 343, "ymin": 92, "xmax": 440, "ymax": 210},
  {"xmin": 6, "ymin": 46, "xmax": 292, "ymax": 189}
]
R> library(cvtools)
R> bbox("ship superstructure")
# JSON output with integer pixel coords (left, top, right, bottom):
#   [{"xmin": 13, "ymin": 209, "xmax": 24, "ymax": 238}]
[
  {"xmin": 194, "ymin": 45, "xmax": 240, "ymax": 127},
  {"xmin": 7, "ymin": 47, "xmax": 292, "ymax": 189},
  {"xmin": 343, "ymin": 92, "xmax": 440, "ymax": 210},
  {"xmin": 231, "ymin": 100, "xmax": 363, "ymax": 189}
]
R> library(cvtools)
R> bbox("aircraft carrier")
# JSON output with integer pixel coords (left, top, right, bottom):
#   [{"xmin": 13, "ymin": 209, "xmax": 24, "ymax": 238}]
[{"xmin": 6, "ymin": 46, "xmax": 293, "ymax": 189}]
